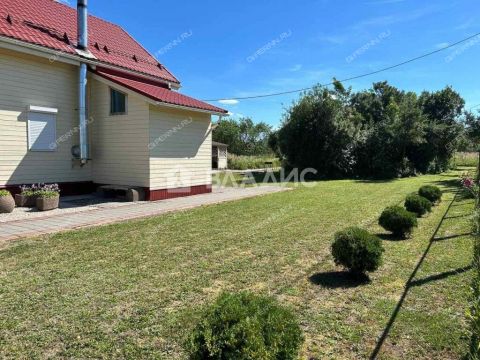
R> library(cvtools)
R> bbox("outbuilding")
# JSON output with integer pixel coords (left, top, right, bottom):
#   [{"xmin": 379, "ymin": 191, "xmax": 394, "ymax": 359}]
[{"xmin": 212, "ymin": 141, "xmax": 228, "ymax": 170}]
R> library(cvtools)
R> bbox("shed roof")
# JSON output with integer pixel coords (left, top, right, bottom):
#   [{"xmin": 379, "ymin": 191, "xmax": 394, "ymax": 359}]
[
  {"xmin": 96, "ymin": 69, "xmax": 228, "ymax": 114},
  {"xmin": 212, "ymin": 141, "xmax": 229, "ymax": 147}
]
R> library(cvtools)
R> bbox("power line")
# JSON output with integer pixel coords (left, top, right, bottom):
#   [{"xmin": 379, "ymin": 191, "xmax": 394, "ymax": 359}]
[
  {"xmin": 203, "ymin": 31, "xmax": 480, "ymax": 102},
  {"xmin": 470, "ymin": 103, "xmax": 480, "ymax": 111}
]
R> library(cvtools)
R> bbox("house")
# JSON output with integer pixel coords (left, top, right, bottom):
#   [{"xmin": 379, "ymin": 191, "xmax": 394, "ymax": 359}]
[
  {"xmin": 0, "ymin": 0, "xmax": 227, "ymax": 201},
  {"xmin": 212, "ymin": 141, "xmax": 228, "ymax": 170}
]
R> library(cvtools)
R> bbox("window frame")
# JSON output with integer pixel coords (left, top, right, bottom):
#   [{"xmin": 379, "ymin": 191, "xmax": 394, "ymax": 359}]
[{"xmin": 110, "ymin": 88, "xmax": 128, "ymax": 116}]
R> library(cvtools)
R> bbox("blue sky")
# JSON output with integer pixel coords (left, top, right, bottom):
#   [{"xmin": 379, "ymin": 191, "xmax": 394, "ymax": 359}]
[{"xmin": 83, "ymin": 0, "xmax": 479, "ymax": 126}]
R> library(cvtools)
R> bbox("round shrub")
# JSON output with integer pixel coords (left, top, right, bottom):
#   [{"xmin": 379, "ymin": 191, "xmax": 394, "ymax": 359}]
[
  {"xmin": 332, "ymin": 227, "xmax": 384, "ymax": 275},
  {"xmin": 379, "ymin": 206, "xmax": 418, "ymax": 238},
  {"xmin": 189, "ymin": 292, "xmax": 303, "ymax": 360},
  {"xmin": 404, "ymin": 194, "xmax": 432, "ymax": 217},
  {"xmin": 418, "ymin": 185, "xmax": 442, "ymax": 203}
]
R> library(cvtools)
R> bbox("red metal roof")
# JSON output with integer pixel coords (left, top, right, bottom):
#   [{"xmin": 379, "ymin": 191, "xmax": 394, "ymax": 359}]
[
  {"xmin": 96, "ymin": 69, "xmax": 228, "ymax": 114},
  {"xmin": 0, "ymin": 0, "xmax": 180, "ymax": 84}
]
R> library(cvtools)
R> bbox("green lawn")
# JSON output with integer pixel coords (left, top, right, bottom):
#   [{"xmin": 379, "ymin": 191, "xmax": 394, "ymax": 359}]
[{"xmin": 0, "ymin": 168, "xmax": 475, "ymax": 359}]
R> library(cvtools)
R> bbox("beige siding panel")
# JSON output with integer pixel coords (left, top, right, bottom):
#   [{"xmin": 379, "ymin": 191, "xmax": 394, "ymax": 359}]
[
  {"xmin": 0, "ymin": 48, "xmax": 91, "ymax": 186},
  {"xmin": 89, "ymin": 79, "xmax": 150, "ymax": 187},
  {"xmin": 149, "ymin": 106, "xmax": 212, "ymax": 190}
]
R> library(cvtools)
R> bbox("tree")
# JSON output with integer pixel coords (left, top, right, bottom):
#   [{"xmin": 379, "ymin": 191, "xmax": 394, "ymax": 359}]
[
  {"xmin": 277, "ymin": 84, "xmax": 356, "ymax": 177},
  {"xmin": 213, "ymin": 117, "xmax": 273, "ymax": 156},
  {"xmin": 351, "ymin": 83, "xmax": 425, "ymax": 178},
  {"xmin": 415, "ymin": 87, "xmax": 464, "ymax": 172},
  {"xmin": 276, "ymin": 80, "xmax": 464, "ymax": 179}
]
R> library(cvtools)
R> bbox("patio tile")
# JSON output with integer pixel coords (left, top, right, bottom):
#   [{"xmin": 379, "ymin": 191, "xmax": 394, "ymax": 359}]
[{"xmin": 0, "ymin": 186, "xmax": 289, "ymax": 242}]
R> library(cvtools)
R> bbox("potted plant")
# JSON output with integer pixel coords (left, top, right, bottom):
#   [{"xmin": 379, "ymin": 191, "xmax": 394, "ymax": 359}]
[
  {"xmin": 0, "ymin": 189, "xmax": 15, "ymax": 214},
  {"xmin": 36, "ymin": 184, "xmax": 60, "ymax": 211},
  {"xmin": 15, "ymin": 184, "xmax": 42, "ymax": 207}
]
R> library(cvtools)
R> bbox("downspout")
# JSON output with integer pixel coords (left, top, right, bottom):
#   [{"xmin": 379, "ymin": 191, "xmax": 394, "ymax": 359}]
[{"xmin": 77, "ymin": 0, "xmax": 88, "ymax": 164}]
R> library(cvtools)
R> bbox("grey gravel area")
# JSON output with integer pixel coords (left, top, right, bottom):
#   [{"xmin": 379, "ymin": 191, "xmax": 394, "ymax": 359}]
[{"xmin": 0, "ymin": 195, "xmax": 138, "ymax": 223}]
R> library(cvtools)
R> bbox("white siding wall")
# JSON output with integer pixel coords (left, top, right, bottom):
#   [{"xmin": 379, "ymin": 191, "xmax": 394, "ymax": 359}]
[
  {"xmin": 89, "ymin": 79, "xmax": 150, "ymax": 187},
  {"xmin": 149, "ymin": 106, "xmax": 212, "ymax": 190},
  {"xmin": 0, "ymin": 48, "xmax": 91, "ymax": 185}
]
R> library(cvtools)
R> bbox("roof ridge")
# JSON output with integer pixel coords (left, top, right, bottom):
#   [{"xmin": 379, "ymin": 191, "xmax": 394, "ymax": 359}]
[{"xmin": 117, "ymin": 25, "xmax": 180, "ymax": 85}]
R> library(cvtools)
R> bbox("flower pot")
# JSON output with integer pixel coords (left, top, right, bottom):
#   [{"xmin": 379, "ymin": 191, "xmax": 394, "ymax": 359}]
[
  {"xmin": 36, "ymin": 195, "xmax": 60, "ymax": 211},
  {"xmin": 15, "ymin": 194, "xmax": 37, "ymax": 207},
  {"xmin": 0, "ymin": 194, "xmax": 15, "ymax": 214}
]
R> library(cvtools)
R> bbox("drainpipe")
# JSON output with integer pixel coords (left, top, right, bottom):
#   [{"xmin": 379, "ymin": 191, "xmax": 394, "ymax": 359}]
[{"xmin": 77, "ymin": 0, "xmax": 88, "ymax": 164}]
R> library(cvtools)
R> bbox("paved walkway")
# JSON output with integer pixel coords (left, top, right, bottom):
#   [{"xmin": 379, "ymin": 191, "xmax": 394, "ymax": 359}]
[{"xmin": 0, "ymin": 186, "xmax": 289, "ymax": 243}]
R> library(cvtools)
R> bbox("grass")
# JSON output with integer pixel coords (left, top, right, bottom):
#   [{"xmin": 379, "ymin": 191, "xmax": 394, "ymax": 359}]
[
  {"xmin": 454, "ymin": 152, "xmax": 479, "ymax": 167},
  {"xmin": 227, "ymin": 154, "xmax": 281, "ymax": 170},
  {"xmin": 0, "ymin": 168, "xmax": 475, "ymax": 359}
]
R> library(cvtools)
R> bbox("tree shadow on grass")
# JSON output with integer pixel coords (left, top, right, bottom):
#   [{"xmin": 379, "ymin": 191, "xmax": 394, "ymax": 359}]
[{"xmin": 309, "ymin": 271, "xmax": 371, "ymax": 289}]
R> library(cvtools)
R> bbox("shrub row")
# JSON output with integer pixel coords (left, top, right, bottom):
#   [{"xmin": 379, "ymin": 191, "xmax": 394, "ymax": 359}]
[
  {"xmin": 188, "ymin": 184, "xmax": 443, "ymax": 359},
  {"xmin": 379, "ymin": 185, "xmax": 442, "ymax": 238}
]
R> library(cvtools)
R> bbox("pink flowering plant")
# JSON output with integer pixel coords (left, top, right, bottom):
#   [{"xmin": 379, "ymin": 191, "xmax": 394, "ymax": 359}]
[
  {"xmin": 20, "ymin": 183, "xmax": 43, "ymax": 197},
  {"xmin": 20, "ymin": 183, "xmax": 60, "ymax": 198},
  {"xmin": 461, "ymin": 176, "xmax": 479, "ymax": 200},
  {"xmin": 36, "ymin": 183, "xmax": 61, "ymax": 199}
]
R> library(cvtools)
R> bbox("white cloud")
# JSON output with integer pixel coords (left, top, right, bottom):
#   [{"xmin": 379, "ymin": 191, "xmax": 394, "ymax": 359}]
[
  {"xmin": 435, "ymin": 42, "xmax": 450, "ymax": 49},
  {"xmin": 218, "ymin": 99, "xmax": 239, "ymax": 105},
  {"xmin": 227, "ymin": 112, "xmax": 245, "ymax": 118},
  {"xmin": 289, "ymin": 64, "xmax": 303, "ymax": 72}
]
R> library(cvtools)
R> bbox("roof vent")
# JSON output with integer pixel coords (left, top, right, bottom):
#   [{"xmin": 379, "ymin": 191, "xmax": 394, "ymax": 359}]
[
  {"xmin": 63, "ymin": 32, "xmax": 70, "ymax": 44},
  {"xmin": 103, "ymin": 45, "xmax": 109, "ymax": 53},
  {"xmin": 132, "ymin": 54, "xmax": 138, "ymax": 62},
  {"xmin": 94, "ymin": 42, "xmax": 100, "ymax": 50},
  {"xmin": 6, "ymin": 14, "xmax": 12, "ymax": 24},
  {"xmin": 157, "ymin": 63, "xmax": 163, "ymax": 70}
]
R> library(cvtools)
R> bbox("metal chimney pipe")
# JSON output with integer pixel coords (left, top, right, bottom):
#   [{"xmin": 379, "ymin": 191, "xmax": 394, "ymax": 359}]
[
  {"xmin": 77, "ymin": 0, "xmax": 88, "ymax": 163},
  {"xmin": 77, "ymin": 0, "xmax": 88, "ymax": 50}
]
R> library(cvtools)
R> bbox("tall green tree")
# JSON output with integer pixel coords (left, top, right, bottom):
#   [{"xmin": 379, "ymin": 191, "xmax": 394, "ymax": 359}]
[
  {"xmin": 278, "ymin": 84, "xmax": 357, "ymax": 177},
  {"xmin": 276, "ymin": 80, "xmax": 465, "ymax": 179},
  {"xmin": 213, "ymin": 117, "xmax": 272, "ymax": 156},
  {"xmin": 414, "ymin": 87, "xmax": 465, "ymax": 172}
]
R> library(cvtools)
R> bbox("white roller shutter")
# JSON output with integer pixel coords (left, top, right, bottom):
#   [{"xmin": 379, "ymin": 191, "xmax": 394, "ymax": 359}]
[{"xmin": 27, "ymin": 107, "xmax": 57, "ymax": 151}]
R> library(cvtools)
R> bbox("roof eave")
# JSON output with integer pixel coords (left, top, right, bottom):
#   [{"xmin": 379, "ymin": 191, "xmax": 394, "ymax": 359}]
[{"xmin": 91, "ymin": 72, "xmax": 227, "ymax": 116}]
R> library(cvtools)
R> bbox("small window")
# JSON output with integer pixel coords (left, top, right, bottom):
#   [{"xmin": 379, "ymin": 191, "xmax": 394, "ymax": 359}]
[
  {"xmin": 27, "ymin": 106, "xmax": 57, "ymax": 151},
  {"xmin": 110, "ymin": 88, "xmax": 127, "ymax": 115}
]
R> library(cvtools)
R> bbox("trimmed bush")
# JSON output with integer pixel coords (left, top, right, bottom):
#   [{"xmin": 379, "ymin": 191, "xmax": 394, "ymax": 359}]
[
  {"xmin": 419, "ymin": 185, "xmax": 442, "ymax": 203},
  {"xmin": 332, "ymin": 227, "xmax": 384, "ymax": 275},
  {"xmin": 189, "ymin": 292, "xmax": 303, "ymax": 360},
  {"xmin": 405, "ymin": 194, "xmax": 432, "ymax": 217},
  {"xmin": 379, "ymin": 206, "xmax": 418, "ymax": 238}
]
